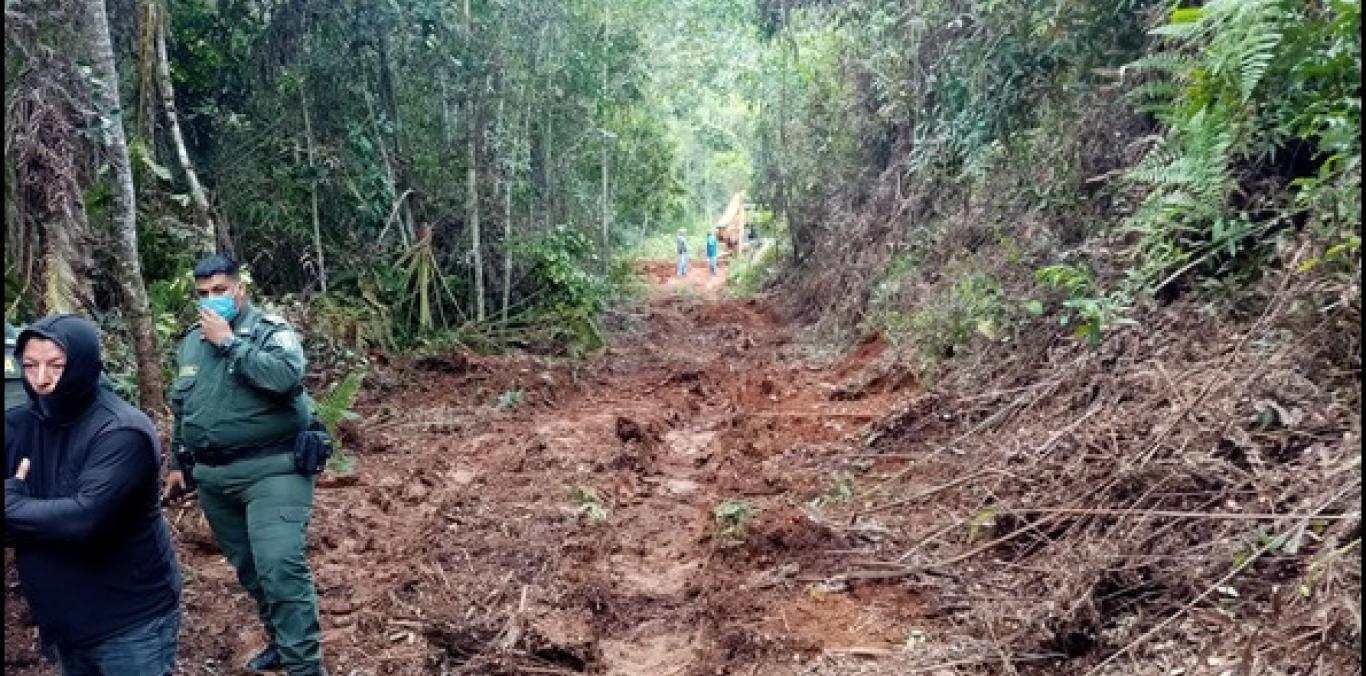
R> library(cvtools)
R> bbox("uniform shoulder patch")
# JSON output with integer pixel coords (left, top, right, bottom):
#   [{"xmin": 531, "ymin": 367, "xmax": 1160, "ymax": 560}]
[{"xmin": 270, "ymin": 329, "xmax": 301, "ymax": 352}]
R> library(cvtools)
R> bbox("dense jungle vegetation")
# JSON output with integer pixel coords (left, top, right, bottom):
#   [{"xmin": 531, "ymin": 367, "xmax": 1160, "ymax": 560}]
[
  {"xmin": 3, "ymin": 0, "xmax": 1360, "ymax": 670},
  {"xmin": 5, "ymin": 0, "xmax": 1358, "ymax": 401}
]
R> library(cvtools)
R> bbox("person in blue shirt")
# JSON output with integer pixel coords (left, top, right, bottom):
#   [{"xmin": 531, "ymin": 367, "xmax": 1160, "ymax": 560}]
[
  {"xmin": 706, "ymin": 229, "xmax": 720, "ymax": 277},
  {"xmin": 5, "ymin": 314, "xmax": 182, "ymax": 675},
  {"xmin": 676, "ymin": 229, "xmax": 689, "ymax": 277}
]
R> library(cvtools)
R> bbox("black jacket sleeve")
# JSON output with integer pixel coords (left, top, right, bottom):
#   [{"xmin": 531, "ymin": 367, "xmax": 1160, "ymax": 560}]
[{"xmin": 4, "ymin": 429, "xmax": 155, "ymax": 545}]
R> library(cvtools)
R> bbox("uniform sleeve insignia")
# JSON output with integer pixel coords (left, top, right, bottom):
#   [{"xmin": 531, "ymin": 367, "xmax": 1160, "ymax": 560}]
[{"xmin": 272, "ymin": 330, "xmax": 300, "ymax": 352}]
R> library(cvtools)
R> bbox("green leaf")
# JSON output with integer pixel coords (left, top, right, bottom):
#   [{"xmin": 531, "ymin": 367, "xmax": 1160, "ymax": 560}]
[
  {"xmin": 1025, "ymin": 300, "xmax": 1045, "ymax": 316},
  {"xmin": 140, "ymin": 152, "xmax": 173, "ymax": 182}
]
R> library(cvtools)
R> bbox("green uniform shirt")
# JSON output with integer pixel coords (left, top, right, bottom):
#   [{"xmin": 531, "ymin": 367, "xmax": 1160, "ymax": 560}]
[
  {"xmin": 170, "ymin": 304, "xmax": 309, "ymax": 467},
  {"xmin": 4, "ymin": 323, "xmax": 23, "ymax": 411}
]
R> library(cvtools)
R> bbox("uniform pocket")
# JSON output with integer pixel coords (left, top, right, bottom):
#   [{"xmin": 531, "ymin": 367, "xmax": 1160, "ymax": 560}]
[
  {"xmin": 279, "ymin": 506, "xmax": 311, "ymax": 523},
  {"xmin": 170, "ymin": 376, "xmax": 196, "ymax": 404}
]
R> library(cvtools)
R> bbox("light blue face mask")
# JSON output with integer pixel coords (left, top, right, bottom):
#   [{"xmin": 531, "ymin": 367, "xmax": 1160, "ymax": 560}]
[{"xmin": 199, "ymin": 296, "xmax": 239, "ymax": 322}]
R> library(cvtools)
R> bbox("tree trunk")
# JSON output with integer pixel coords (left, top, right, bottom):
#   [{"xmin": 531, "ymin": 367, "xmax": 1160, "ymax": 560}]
[
  {"xmin": 86, "ymin": 0, "xmax": 166, "ymax": 411},
  {"xmin": 599, "ymin": 7, "xmax": 611, "ymax": 270},
  {"xmin": 467, "ymin": 95, "xmax": 485, "ymax": 322},
  {"xmin": 152, "ymin": 0, "xmax": 217, "ymax": 255},
  {"xmin": 375, "ymin": 24, "xmax": 416, "ymax": 242},
  {"xmin": 465, "ymin": 0, "xmax": 485, "ymax": 322},
  {"xmin": 778, "ymin": 1, "xmax": 799, "ymax": 261},
  {"xmin": 300, "ymin": 79, "xmax": 326, "ymax": 294},
  {"xmin": 362, "ymin": 84, "xmax": 409, "ymax": 248},
  {"xmin": 498, "ymin": 81, "xmax": 512, "ymax": 323}
]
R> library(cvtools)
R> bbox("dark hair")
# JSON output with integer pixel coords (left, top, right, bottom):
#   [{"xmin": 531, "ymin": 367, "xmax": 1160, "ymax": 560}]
[{"xmin": 192, "ymin": 255, "xmax": 240, "ymax": 280}]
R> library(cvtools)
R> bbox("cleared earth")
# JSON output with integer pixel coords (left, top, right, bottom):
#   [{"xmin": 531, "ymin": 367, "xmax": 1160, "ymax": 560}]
[{"xmin": 6, "ymin": 257, "xmax": 931, "ymax": 675}]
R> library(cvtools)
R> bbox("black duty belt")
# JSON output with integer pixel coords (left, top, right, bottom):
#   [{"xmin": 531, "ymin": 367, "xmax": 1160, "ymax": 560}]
[{"xmin": 193, "ymin": 440, "xmax": 293, "ymax": 467}]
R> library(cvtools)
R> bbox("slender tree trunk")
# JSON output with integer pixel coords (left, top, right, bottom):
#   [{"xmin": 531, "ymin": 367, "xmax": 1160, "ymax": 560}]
[
  {"xmin": 498, "ymin": 80, "xmax": 514, "ymax": 323},
  {"xmin": 362, "ymin": 85, "xmax": 409, "ymax": 248},
  {"xmin": 441, "ymin": 76, "xmax": 453, "ymax": 146},
  {"xmin": 465, "ymin": 0, "xmax": 485, "ymax": 321},
  {"xmin": 86, "ymin": 0, "xmax": 165, "ymax": 411},
  {"xmin": 300, "ymin": 81, "xmax": 326, "ymax": 294},
  {"xmin": 375, "ymin": 26, "xmax": 416, "ymax": 242},
  {"xmin": 543, "ymin": 25, "xmax": 556, "ymax": 230},
  {"xmin": 778, "ymin": 1, "xmax": 798, "ymax": 260},
  {"xmin": 599, "ymin": 7, "xmax": 611, "ymax": 270},
  {"xmin": 152, "ymin": 0, "xmax": 217, "ymax": 255}
]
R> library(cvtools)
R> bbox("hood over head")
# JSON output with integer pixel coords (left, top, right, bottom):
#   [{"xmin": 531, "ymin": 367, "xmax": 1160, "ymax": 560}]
[{"xmin": 14, "ymin": 314, "xmax": 104, "ymax": 424}]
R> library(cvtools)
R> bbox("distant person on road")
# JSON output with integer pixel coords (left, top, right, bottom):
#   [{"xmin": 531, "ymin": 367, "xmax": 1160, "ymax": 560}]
[
  {"xmin": 5, "ymin": 314, "xmax": 182, "ymax": 676},
  {"xmin": 162, "ymin": 255, "xmax": 329, "ymax": 676},
  {"xmin": 706, "ymin": 229, "xmax": 720, "ymax": 277},
  {"xmin": 676, "ymin": 228, "xmax": 689, "ymax": 277}
]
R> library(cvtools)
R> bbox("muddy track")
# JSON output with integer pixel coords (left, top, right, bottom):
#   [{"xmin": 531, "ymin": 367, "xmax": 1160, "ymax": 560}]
[{"xmin": 5, "ymin": 261, "xmax": 925, "ymax": 676}]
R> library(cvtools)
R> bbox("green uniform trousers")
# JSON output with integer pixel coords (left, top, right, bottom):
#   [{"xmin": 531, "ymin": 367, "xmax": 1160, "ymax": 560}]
[{"xmin": 193, "ymin": 452, "xmax": 322, "ymax": 675}]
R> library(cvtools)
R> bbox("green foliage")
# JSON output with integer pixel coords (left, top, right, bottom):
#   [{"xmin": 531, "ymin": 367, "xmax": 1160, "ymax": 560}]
[
  {"xmin": 395, "ymin": 233, "xmax": 462, "ymax": 335},
  {"xmin": 313, "ymin": 371, "xmax": 365, "ymax": 475},
  {"xmin": 306, "ymin": 285, "xmax": 397, "ymax": 354},
  {"xmin": 515, "ymin": 225, "xmax": 610, "ymax": 353},
  {"xmin": 1034, "ymin": 264, "xmax": 1136, "ymax": 348},
  {"xmin": 902, "ymin": 272, "xmax": 1007, "ymax": 367},
  {"xmin": 1124, "ymin": 0, "xmax": 1361, "ymax": 292},
  {"xmin": 725, "ymin": 234, "xmax": 782, "ymax": 296},
  {"xmin": 568, "ymin": 484, "xmax": 610, "ymax": 524},
  {"xmin": 713, "ymin": 498, "xmax": 759, "ymax": 542},
  {"xmin": 808, "ymin": 471, "xmax": 855, "ymax": 509},
  {"xmin": 494, "ymin": 388, "xmax": 525, "ymax": 411}
]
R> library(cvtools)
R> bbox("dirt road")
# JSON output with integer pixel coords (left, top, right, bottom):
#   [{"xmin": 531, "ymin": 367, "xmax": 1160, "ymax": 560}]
[{"xmin": 6, "ymin": 259, "xmax": 924, "ymax": 675}]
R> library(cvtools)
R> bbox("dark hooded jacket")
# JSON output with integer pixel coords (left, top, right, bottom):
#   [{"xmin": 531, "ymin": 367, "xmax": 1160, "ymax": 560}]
[{"xmin": 4, "ymin": 315, "xmax": 180, "ymax": 648}]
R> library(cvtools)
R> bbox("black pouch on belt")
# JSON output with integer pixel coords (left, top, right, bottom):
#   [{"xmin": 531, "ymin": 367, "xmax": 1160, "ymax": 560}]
[{"xmin": 292, "ymin": 419, "xmax": 334, "ymax": 475}]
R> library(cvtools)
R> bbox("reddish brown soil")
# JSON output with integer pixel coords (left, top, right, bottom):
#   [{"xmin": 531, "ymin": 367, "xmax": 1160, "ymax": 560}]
[{"xmin": 5, "ymin": 260, "xmax": 923, "ymax": 675}]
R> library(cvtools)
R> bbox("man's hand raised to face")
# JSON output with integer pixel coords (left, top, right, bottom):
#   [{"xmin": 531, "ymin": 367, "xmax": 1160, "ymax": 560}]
[{"xmin": 199, "ymin": 307, "xmax": 232, "ymax": 347}]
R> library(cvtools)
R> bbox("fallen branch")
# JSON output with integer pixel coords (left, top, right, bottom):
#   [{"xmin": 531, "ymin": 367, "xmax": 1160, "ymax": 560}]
[{"xmin": 1082, "ymin": 478, "xmax": 1361, "ymax": 676}]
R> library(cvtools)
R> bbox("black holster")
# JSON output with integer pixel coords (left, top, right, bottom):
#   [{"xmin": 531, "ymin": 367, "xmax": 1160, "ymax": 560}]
[
  {"xmin": 292, "ymin": 419, "xmax": 334, "ymax": 475},
  {"xmin": 173, "ymin": 447, "xmax": 197, "ymax": 491}
]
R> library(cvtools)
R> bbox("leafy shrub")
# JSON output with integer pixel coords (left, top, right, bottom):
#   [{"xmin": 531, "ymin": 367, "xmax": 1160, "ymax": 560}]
[
  {"xmin": 713, "ymin": 499, "xmax": 759, "ymax": 542},
  {"xmin": 1124, "ymin": 0, "xmax": 1362, "ymax": 292},
  {"xmin": 313, "ymin": 371, "xmax": 364, "ymax": 475},
  {"xmin": 515, "ymin": 225, "xmax": 610, "ymax": 354},
  {"xmin": 907, "ymin": 272, "xmax": 1007, "ymax": 366},
  {"xmin": 1034, "ymin": 264, "xmax": 1136, "ymax": 347}
]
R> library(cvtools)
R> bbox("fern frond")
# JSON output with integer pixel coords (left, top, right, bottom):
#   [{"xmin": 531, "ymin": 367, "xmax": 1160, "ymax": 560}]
[
  {"xmin": 1236, "ymin": 26, "xmax": 1283, "ymax": 101},
  {"xmin": 1125, "ymin": 81, "xmax": 1183, "ymax": 104},
  {"xmin": 1125, "ymin": 53, "xmax": 1195, "ymax": 75},
  {"xmin": 1202, "ymin": 0, "xmax": 1289, "ymax": 101},
  {"xmin": 315, "ymin": 372, "xmax": 365, "ymax": 432}
]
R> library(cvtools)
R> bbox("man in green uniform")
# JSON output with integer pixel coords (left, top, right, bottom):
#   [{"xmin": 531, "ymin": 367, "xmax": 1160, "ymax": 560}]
[
  {"xmin": 5, "ymin": 322, "xmax": 24, "ymax": 411},
  {"xmin": 162, "ymin": 255, "xmax": 325, "ymax": 675}
]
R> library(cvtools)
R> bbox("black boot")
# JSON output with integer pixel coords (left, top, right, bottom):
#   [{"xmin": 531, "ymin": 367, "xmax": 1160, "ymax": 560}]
[{"xmin": 246, "ymin": 645, "xmax": 284, "ymax": 672}]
